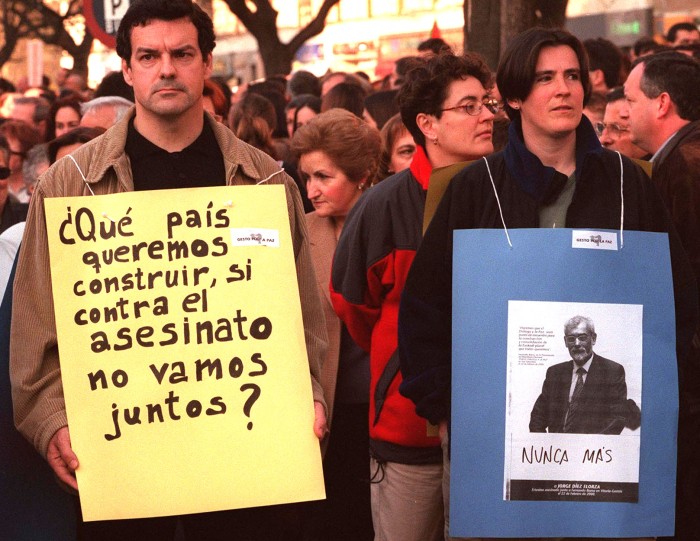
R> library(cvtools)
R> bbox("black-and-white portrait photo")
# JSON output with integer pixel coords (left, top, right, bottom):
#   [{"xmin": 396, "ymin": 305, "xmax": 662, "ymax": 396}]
[
  {"xmin": 504, "ymin": 301, "xmax": 643, "ymax": 502},
  {"xmin": 529, "ymin": 315, "xmax": 641, "ymax": 435}
]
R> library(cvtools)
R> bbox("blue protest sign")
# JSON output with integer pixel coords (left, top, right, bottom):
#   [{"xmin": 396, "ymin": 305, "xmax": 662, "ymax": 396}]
[{"xmin": 450, "ymin": 228, "xmax": 677, "ymax": 538}]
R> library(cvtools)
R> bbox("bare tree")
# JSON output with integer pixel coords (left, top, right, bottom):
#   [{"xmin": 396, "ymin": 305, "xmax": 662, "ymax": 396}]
[
  {"xmin": 465, "ymin": 0, "xmax": 568, "ymax": 71},
  {"xmin": 466, "ymin": 1, "xmax": 501, "ymax": 70},
  {"xmin": 0, "ymin": 0, "xmax": 93, "ymax": 75},
  {"xmin": 1, "ymin": 0, "xmax": 30, "ymax": 67},
  {"xmin": 538, "ymin": 0, "xmax": 569, "ymax": 28},
  {"xmin": 220, "ymin": 0, "xmax": 341, "ymax": 76}
]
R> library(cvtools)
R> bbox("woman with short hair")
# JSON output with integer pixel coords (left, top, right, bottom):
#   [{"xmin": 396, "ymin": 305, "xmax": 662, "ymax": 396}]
[
  {"xmin": 376, "ymin": 113, "xmax": 416, "ymax": 183},
  {"xmin": 291, "ymin": 108, "xmax": 380, "ymax": 540},
  {"xmin": 331, "ymin": 50, "xmax": 498, "ymax": 541},
  {"xmin": 400, "ymin": 28, "xmax": 693, "ymax": 540}
]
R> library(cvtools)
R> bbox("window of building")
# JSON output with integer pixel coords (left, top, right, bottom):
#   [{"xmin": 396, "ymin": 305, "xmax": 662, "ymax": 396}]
[
  {"xmin": 339, "ymin": 1, "xmax": 370, "ymax": 20},
  {"xmin": 401, "ymin": 0, "xmax": 436, "ymax": 14},
  {"xmin": 371, "ymin": 0, "xmax": 400, "ymax": 16}
]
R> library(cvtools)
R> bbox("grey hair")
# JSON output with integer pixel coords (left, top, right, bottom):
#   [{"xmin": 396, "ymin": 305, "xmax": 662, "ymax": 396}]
[
  {"xmin": 81, "ymin": 96, "xmax": 133, "ymax": 122},
  {"xmin": 564, "ymin": 315, "xmax": 595, "ymax": 335},
  {"xmin": 22, "ymin": 143, "xmax": 49, "ymax": 188}
]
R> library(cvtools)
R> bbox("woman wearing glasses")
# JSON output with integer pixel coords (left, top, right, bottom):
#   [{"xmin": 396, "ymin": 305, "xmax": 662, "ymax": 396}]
[
  {"xmin": 330, "ymin": 51, "xmax": 497, "ymax": 541},
  {"xmin": 399, "ymin": 27, "xmax": 696, "ymax": 540}
]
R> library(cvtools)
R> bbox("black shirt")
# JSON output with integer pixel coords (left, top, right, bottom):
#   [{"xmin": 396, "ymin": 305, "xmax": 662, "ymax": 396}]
[
  {"xmin": 125, "ymin": 116, "xmax": 226, "ymax": 191},
  {"xmin": 1, "ymin": 200, "xmax": 28, "ymax": 234}
]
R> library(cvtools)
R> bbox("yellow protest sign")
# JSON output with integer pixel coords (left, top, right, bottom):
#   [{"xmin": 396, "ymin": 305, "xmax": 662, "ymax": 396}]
[{"xmin": 44, "ymin": 185, "xmax": 324, "ymax": 521}]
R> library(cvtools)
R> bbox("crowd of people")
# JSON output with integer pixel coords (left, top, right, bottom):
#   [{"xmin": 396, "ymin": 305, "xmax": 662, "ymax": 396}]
[{"xmin": 1, "ymin": 0, "xmax": 700, "ymax": 539}]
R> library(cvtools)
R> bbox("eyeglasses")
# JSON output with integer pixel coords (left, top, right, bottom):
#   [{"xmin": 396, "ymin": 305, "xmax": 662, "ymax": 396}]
[
  {"xmin": 564, "ymin": 334, "xmax": 592, "ymax": 345},
  {"xmin": 594, "ymin": 122, "xmax": 630, "ymax": 138},
  {"xmin": 440, "ymin": 99, "xmax": 503, "ymax": 116}
]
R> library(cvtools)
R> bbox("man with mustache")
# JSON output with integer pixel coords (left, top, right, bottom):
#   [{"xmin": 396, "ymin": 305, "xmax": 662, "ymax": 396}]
[
  {"xmin": 10, "ymin": 0, "xmax": 327, "ymax": 539},
  {"xmin": 529, "ymin": 316, "xmax": 640, "ymax": 435}
]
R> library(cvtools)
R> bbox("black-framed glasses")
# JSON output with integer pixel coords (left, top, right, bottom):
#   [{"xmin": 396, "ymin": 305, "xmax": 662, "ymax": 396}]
[
  {"xmin": 594, "ymin": 122, "xmax": 630, "ymax": 138},
  {"xmin": 440, "ymin": 99, "xmax": 503, "ymax": 116},
  {"xmin": 564, "ymin": 334, "xmax": 591, "ymax": 345}
]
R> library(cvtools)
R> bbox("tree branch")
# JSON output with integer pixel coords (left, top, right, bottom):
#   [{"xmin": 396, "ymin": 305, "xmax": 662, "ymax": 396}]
[
  {"xmin": 288, "ymin": 0, "xmax": 341, "ymax": 52},
  {"xmin": 220, "ymin": 0, "xmax": 255, "ymax": 29}
]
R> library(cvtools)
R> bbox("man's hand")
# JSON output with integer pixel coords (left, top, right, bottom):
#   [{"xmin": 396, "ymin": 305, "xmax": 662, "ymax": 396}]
[
  {"xmin": 46, "ymin": 426, "xmax": 79, "ymax": 491},
  {"xmin": 313, "ymin": 400, "xmax": 328, "ymax": 440}
]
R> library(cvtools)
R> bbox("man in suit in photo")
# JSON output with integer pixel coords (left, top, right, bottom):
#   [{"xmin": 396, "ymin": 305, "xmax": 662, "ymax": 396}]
[{"xmin": 529, "ymin": 315, "xmax": 641, "ymax": 434}]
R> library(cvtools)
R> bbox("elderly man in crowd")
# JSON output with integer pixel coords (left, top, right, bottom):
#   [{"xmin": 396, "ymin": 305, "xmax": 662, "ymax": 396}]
[
  {"xmin": 596, "ymin": 87, "xmax": 649, "ymax": 160},
  {"xmin": 79, "ymin": 96, "xmax": 134, "ymax": 130}
]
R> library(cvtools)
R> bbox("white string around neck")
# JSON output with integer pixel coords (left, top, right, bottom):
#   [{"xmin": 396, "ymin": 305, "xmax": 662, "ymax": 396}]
[
  {"xmin": 68, "ymin": 154, "xmax": 95, "ymax": 196},
  {"xmin": 482, "ymin": 152, "xmax": 626, "ymax": 249},
  {"xmin": 256, "ymin": 169, "xmax": 285, "ymax": 185},
  {"xmin": 482, "ymin": 157, "xmax": 513, "ymax": 248},
  {"xmin": 616, "ymin": 151, "xmax": 625, "ymax": 249}
]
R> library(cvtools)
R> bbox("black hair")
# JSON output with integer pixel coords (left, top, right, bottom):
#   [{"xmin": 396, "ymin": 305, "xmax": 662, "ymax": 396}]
[
  {"xmin": 46, "ymin": 97, "xmax": 83, "ymax": 140},
  {"xmin": 634, "ymin": 51, "xmax": 700, "ymax": 122},
  {"xmin": 364, "ymin": 89, "xmax": 399, "ymax": 130},
  {"xmin": 584, "ymin": 37, "xmax": 623, "ymax": 89},
  {"xmin": 47, "ymin": 126, "xmax": 106, "ymax": 164},
  {"xmin": 246, "ymin": 81, "xmax": 289, "ymax": 139},
  {"xmin": 288, "ymin": 70, "xmax": 321, "ymax": 98},
  {"xmin": 321, "ymin": 82, "xmax": 367, "ymax": 119},
  {"xmin": 632, "ymin": 37, "xmax": 665, "ymax": 57},
  {"xmin": 497, "ymin": 27, "xmax": 591, "ymax": 121},
  {"xmin": 285, "ymin": 94, "xmax": 321, "ymax": 136},
  {"xmin": 667, "ymin": 22, "xmax": 699, "ymax": 44},
  {"xmin": 94, "ymin": 71, "xmax": 136, "ymax": 101},
  {"xmin": 116, "ymin": 0, "xmax": 215, "ymax": 65},
  {"xmin": 674, "ymin": 43, "xmax": 700, "ymax": 61},
  {"xmin": 398, "ymin": 52, "xmax": 492, "ymax": 148},
  {"xmin": 417, "ymin": 38, "xmax": 452, "ymax": 55},
  {"xmin": 605, "ymin": 86, "xmax": 625, "ymax": 103},
  {"xmin": 0, "ymin": 134, "xmax": 9, "ymax": 164}
]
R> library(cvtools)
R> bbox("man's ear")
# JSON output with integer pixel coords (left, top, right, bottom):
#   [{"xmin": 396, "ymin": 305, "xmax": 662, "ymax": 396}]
[
  {"xmin": 657, "ymin": 92, "xmax": 673, "ymax": 119},
  {"xmin": 590, "ymin": 333, "xmax": 597, "ymax": 346},
  {"xmin": 204, "ymin": 53, "xmax": 213, "ymax": 78},
  {"xmin": 589, "ymin": 69, "xmax": 605, "ymax": 89},
  {"xmin": 122, "ymin": 59, "xmax": 134, "ymax": 87}
]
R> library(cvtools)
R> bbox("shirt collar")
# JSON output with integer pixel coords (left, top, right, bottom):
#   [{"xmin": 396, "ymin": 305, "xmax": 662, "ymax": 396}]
[
  {"xmin": 574, "ymin": 354, "xmax": 594, "ymax": 374},
  {"xmin": 125, "ymin": 114, "xmax": 221, "ymax": 160},
  {"xmin": 409, "ymin": 145, "xmax": 433, "ymax": 191},
  {"xmin": 650, "ymin": 132, "xmax": 677, "ymax": 164}
]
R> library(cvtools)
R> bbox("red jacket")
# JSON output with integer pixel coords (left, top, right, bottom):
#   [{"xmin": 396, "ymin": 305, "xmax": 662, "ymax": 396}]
[{"xmin": 331, "ymin": 147, "xmax": 440, "ymax": 463}]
